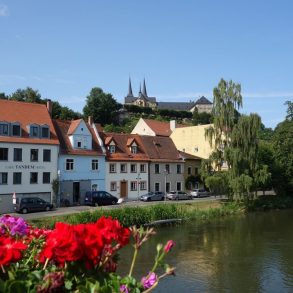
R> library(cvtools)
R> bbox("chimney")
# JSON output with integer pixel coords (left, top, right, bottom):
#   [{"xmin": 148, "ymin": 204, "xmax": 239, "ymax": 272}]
[
  {"xmin": 46, "ymin": 100, "xmax": 52, "ymax": 117},
  {"xmin": 88, "ymin": 116, "xmax": 93, "ymax": 125},
  {"xmin": 170, "ymin": 120, "xmax": 176, "ymax": 131}
]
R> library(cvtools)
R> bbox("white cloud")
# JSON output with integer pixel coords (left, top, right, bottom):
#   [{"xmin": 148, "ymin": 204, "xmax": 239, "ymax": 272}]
[{"xmin": 0, "ymin": 4, "xmax": 9, "ymax": 17}]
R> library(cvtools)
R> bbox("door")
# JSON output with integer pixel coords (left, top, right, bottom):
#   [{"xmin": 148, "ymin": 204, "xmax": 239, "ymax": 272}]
[
  {"xmin": 120, "ymin": 181, "xmax": 128, "ymax": 198},
  {"xmin": 73, "ymin": 182, "xmax": 80, "ymax": 204}
]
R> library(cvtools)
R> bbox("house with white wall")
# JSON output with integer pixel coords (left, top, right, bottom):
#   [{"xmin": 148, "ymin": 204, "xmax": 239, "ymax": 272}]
[
  {"xmin": 53, "ymin": 117, "xmax": 105, "ymax": 205},
  {"xmin": 101, "ymin": 133, "xmax": 149, "ymax": 200},
  {"xmin": 0, "ymin": 100, "xmax": 59, "ymax": 214}
]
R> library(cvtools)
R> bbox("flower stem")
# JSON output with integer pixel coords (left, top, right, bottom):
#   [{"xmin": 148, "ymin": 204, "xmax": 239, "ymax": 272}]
[
  {"xmin": 128, "ymin": 248, "xmax": 138, "ymax": 277},
  {"xmin": 43, "ymin": 258, "xmax": 49, "ymax": 270}
]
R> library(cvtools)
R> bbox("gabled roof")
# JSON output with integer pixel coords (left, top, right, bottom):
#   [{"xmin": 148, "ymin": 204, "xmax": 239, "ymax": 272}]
[
  {"xmin": 195, "ymin": 96, "xmax": 213, "ymax": 105},
  {"xmin": 126, "ymin": 137, "xmax": 136, "ymax": 146},
  {"xmin": 157, "ymin": 101, "xmax": 195, "ymax": 111},
  {"xmin": 103, "ymin": 133, "xmax": 149, "ymax": 162},
  {"xmin": 67, "ymin": 119, "xmax": 83, "ymax": 135},
  {"xmin": 143, "ymin": 119, "xmax": 185, "ymax": 137},
  {"xmin": 53, "ymin": 119, "xmax": 103, "ymax": 156},
  {"xmin": 0, "ymin": 99, "xmax": 59, "ymax": 145},
  {"xmin": 140, "ymin": 135, "xmax": 182, "ymax": 162},
  {"xmin": 104, "ymin": 136, "xmax": 115, "ymax": 145},
  {"xmin": 178, "ymin": 150, "xmax": 202, "ymax": 160},
  {"xmin": 125, "ymin": 96, "xmax": 157, "ymax": 103}
]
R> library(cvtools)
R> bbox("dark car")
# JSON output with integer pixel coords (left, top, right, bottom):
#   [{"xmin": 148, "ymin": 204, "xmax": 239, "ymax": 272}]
[
  {"xmin": 84, "ymin": 191, "xmax": 118, "ymax": 206},
  {"xmin": 140, "ymin": 191, "xmax": 165, "ymax": 202},
  {"xmin": 14, "ymin": 197, "xmax": 53, "ymax": 214}
]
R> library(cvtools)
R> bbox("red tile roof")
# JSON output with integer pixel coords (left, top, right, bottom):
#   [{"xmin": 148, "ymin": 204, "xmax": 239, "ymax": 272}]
[
  {"xmin": 140, "ymin": 135, "xmax": 182, "ymax": 162},
  {"xmin": 0, "ymin": 100, "xmax": 59, "ymax": 145},
  {"xmin": 67, "ymin": 119, "xmax": 82, "ymax": 135},
  {"xmin": 178, "ymin": 150, "xmax": 202, "ymax": 160},
  {"xmin": 143, "ymin": 119, "xmax": 185, "ymax": 137},
  {"xmin": 103, "ymin": 133, "xmax": 149, "ymax": 162},
  {"xmin": 53, "ymin": 119, "xmax": 104, "ymax": 156}
]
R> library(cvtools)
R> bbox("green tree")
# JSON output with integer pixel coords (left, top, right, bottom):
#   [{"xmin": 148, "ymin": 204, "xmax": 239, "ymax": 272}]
[
  {"xmin": 205, "ymin": 79, "xmax": 243, "ymax": 170},
  {"xmin": 10, "ymin": 87, "xmax": 43, "ymax": 103},
  {"xmin": 83, "ymin": 87, "xmax": 120, "ymax": 125},
  {"xmin": 192, "ymin": 108, "xmax": 212, "ymax": 125},
  {"xmin": 284, "ymin": 100, "xmax": 293, "ymax": 121},
  {"xmin": 272, "ymin": 119, "xmax": 293, "ymax": 196},
  {"xmin": 0, "ymin": 92, "xmax": 8, "ymax": 99}
]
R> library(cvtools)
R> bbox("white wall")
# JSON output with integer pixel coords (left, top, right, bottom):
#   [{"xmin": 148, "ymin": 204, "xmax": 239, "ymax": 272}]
[{"xmin": 131, "ymin": 118, "xmax": 156, "ymax": 136}]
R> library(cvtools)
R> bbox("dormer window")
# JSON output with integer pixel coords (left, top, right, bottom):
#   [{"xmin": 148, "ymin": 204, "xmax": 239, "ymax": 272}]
[
  {"xmin": 0, "ymin": 123, "xmax": 9, "ymax": 136},
  {"xmin": 130, "ymin": 145, "xmax": 137, "ymax": 154},
  {"xmin": 109, "ymin": 145, "xmax": 116, "ymax": 154},
  {"xmin": 12, "ymin": 123, "xmax": 21, "ymax": 136},
  {"xmin": 77, "ymin": 141, "xmax": 82, "ymax": 148},
  {"xmin": 30, "ymin": 125, "xmax": 39, "ymax": 137},
  {"xmin": 41, "ymin": 126, "xmax": 49, "ymax": 138}
]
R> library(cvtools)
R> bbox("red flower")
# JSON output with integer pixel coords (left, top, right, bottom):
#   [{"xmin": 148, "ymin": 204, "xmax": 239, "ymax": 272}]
[
  {"xmin": 40, "ymin": 222, "xmax": 83, "ymax": 265},
  {"xmin": 0, "ymin": 236, "xmax": 27, "ymax": 266},
  {"xmin": 164, "ymin": 240, "xmax": 175, "ymax": 253}
]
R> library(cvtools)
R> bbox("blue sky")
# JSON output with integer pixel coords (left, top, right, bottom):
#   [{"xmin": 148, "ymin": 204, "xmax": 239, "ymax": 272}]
[{"xmin": 0, "ymin": 0, "xmax": 292, "ymax": 129}]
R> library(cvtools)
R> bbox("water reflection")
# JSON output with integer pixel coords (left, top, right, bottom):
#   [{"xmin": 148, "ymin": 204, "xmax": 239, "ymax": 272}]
[{"xmin": 118, "ymin": 210, "xmax": 293, "ymax": 293}]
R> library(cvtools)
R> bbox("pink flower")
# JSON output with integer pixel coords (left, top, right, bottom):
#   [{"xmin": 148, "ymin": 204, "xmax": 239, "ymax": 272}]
[
  {"xmin": 164, "ymin": 240, "xmax": 175, "ymax": 253},
  {"xmin": 119, "ymin": 284, "xmax": 129, "ymax": 293},
  {"xmin": 141, "ymin": 272, "xmax": 158, "ymax": 289}
]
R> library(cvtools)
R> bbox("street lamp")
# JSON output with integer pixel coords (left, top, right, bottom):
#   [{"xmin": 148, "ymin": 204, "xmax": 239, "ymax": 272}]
[
  {"xmin": 57, "ymin": 170, "xmax": 61, "ymax": 207},
  {"xmin": 164, "ymin": 169, "xmax": 168, "ymax": 201},
  {"xmin": 136, "ymin": 173, "xmax": 141, "ymax": 201}
]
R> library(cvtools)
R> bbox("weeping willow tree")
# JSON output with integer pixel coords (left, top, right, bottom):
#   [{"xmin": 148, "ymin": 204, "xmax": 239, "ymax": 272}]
[
  {"xmin": 205, "ymin": 79, "xmax": 242, "ymax": 171},
  {"xmin": 227, "ymin": 113, "xmax": 271, "ymax": 199}
]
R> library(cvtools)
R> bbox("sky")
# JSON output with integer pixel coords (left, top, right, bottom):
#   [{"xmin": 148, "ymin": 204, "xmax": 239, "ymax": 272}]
[{"xmin": 0, "ymin": 0, "xmax": 292, "ymax": 129}]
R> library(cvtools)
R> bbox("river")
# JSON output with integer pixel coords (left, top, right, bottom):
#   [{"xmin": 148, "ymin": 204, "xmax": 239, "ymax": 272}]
[{"xmin": 118, "ymin": 210, "xmax": 293, "ymax": 293}]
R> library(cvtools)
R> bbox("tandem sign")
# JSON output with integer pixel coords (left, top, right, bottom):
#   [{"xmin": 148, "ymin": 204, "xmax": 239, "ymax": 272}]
[{"xmin": 4, "ymin": 165, "xmax": 45, "ymax": 170}]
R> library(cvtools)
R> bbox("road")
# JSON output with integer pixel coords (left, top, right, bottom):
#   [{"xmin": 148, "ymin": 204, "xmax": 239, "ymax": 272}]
[{"xmin": 9, "ymin": 196, "xmax": 221, "ymax": 221}]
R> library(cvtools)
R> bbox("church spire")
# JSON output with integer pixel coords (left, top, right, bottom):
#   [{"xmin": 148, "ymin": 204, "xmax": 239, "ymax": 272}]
[
  {"xmin": 142, "ymin": 78, "xmax": 148, "ymax": 97},
  {"xmin": 127, "ymin": 77, "xmax": 133, "ymax": 97}
]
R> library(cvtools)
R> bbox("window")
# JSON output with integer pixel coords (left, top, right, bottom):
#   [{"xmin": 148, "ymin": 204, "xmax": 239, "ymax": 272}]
[
  {"xmin": 12, "ymin": 124, "xmax": 21, "ymax": 136},
  {"xmin": 13, "ymin": 148, "xmax": 22, "ymax": 161},
  {"xmin": 130, "ymin": 181, "xmax": 137, "ymax": 191},
  {"xmin": 110, "ymin": 182, "xmax": 117, "ymax": 191},
  {"xmin": 43, "ymin": 149, "xmax": 51, "ymax": 162},
  {"xmin": 166, "ymin": 182, "xmax": 171, "ymax": 193},
  {"xmin": 165, "ymin": 164, "xmax": 170, "ymax": 174},
  {"xmin": 177, "ymin": 164, "xmax": 182, "ymax": 174},
  {"xmin": 66, "ymin": 159, "xmax": 74, "ymax": 170},
  {"xmin": 131, "ymin": 145, "xmax": 137, "ymax": 154},
  {"xmin": 130, "ymin": 164, "xmax": 136, "ymax": 173},
  {"xmin": 155, "ymin": 164, "xmax": 160, "ymax": 174},
  {"xmin": 0, "ymin": 148, "xmax": 8, "ymax": 160},
  {"xmin": 109, "ymin": 163, "xmax": 116, "ymax": 173},
  {"xmin": 109, "ymin": 145, "xmax": 116, "ymax": 153},
  {"xmin": 176, "ymin": 182, "xmax": 182, "ymax": 191},
  {"xmin": 120, "ymin": 163, "xmax": 127, "ymax": 173},
  {"xmin": 13, "ymin": 173, "xmax": 22, "ymax": 184},
  {"xmin": 30, "ymin": 172, "xmax": 38, "ymax": 184},
  {"xmin": 77, "ymin": 141, "xmax": 82, "ymax": 148},
  {"xmin": 43, "ymin": 172, "xmax": 50, "ymax": 184},
  {"xmin": 140, "ymin": 181, "xmax": 147, "ymax": 190},
  {"xmin": 155, "ymin": 182, "xmax": 160, "ymax": 192},
  {"xmin": 195, "ymin": 168, "xmax": 199, "ymax": 175},
  {"xmin": 41, "ymin": 126, "xmax": 49, "ymax": 138},
  {"xmin": 140, "ymin": 164, "xmax": 146, "ymax": 173},
  {"xmin": 0, "ymin": 123, "xmax": 9, "ymax": 136},
  {"xmin": 30, "ymin": 149, "xmax": 38, "ymax": 161},
  {"xmin": 92, "ymin": 160, "xmax": 99, "ymax": 170},
  {"xmin": 31, "ymin": 126, "xmax": 39, "ymax": 137},
  {"xmin": 188, "ymin": 166, "xmax": 192, "ymax": 175},
  {"xmin": 0, "ymin": 173, "xmax": 8, "ymax": 185}
]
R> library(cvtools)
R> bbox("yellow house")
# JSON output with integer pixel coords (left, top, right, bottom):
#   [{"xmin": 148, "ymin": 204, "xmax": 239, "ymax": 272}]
[{"xmin": 170, "ymin": 124, "xmax": 214, "ymax": 160}]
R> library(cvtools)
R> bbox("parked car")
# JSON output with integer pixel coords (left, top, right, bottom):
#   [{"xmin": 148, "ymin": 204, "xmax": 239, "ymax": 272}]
[
  {"xmin": 166, "ymin": 191, "xmax": 192, "ymax": 200},
  {"xmin": 84, "ymin": 191, "xmax": 118, "ymax": 206},
  {"xmin": 190, "ymin": 188, "xmax": 210, "ymax": 198},
  {"xmin": 14, "ymin": 197, "xmax": 53, "ymax": 214},
  {"xmin": 140, "ymin": 191, "xmax": 165, "ymax": 202}
]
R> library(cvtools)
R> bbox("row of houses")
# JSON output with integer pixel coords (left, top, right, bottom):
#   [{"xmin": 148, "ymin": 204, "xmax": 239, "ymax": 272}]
[{"xmin": 0, "ymin": 99, "xmax": 213, "ymax": 214}]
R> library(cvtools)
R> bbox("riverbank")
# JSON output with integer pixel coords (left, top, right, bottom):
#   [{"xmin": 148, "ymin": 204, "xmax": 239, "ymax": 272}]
[{"xmin": 29, "ymin": 199, "xmax": 242, "ymax": 228}]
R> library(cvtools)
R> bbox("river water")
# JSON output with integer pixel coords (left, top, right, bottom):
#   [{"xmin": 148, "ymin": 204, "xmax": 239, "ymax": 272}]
[{"xmin": 118, "ymin": 210, "xmax": 293, "ymax": 293}]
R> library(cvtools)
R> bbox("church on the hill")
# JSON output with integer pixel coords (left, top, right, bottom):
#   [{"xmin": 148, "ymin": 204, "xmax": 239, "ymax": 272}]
[{"xmin": 124, "ymin": 78, "xmax": 213, "ymax": 113}]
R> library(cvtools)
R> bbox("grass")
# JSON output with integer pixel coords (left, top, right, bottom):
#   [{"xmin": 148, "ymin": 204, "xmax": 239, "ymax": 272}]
[{"xmin": 29, "ymin": 200, "xmax": 243, "ymax": 228}]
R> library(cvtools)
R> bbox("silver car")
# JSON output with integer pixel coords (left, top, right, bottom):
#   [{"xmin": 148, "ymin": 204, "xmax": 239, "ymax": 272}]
[
  {"xmin": 190, "ymin": 189, "xmax": 210, "ymax": 198},
  {"xmin": 166, "ymin": 191, "xmax": 192, "ymax": 200},
  {"xmin": 140, "ymin": 192, "xmax": 165, "ymax": 202}
]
